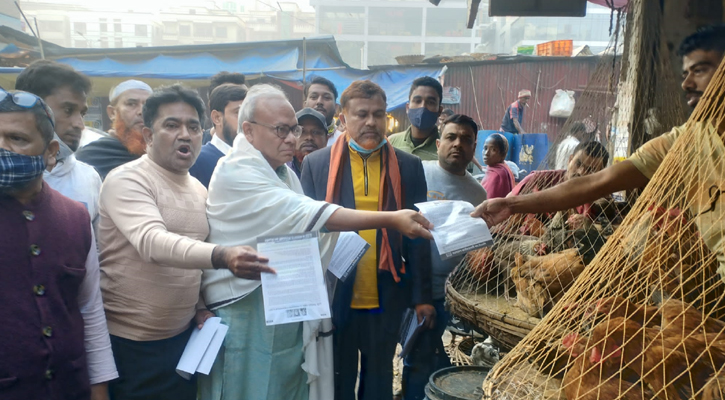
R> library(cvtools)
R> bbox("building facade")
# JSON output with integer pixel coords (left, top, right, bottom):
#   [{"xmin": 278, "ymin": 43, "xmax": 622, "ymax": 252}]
[{"xmin": 311, "ymin": 0, "xmax": 490, "ymax": 68}]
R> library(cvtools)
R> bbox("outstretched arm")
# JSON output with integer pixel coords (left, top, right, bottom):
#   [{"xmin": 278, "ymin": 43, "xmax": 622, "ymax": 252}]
[
  {"xmin": 472, "ymin": 160, "xmax": 648, "ymax": 226},
  {"xmin": 324, "ymin": 208, "xmax": 433, "ymax": 240}
]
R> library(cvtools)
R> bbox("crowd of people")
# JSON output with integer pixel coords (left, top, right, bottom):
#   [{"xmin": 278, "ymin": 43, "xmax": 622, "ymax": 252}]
[{"xmin": 1, "ymin": 23, "xmax": 724, "ymax": 400}]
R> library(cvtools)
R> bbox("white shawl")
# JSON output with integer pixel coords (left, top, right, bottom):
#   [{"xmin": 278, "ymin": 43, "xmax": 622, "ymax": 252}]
[{"xmin": 202, "ymin": 134, "xmax": 339, "ymax": 400}]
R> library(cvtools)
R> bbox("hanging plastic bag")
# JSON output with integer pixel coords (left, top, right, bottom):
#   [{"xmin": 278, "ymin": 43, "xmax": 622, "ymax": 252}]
[{"xmin": 549, "ymin": 89, "xmax": 575, "ymax": 118}]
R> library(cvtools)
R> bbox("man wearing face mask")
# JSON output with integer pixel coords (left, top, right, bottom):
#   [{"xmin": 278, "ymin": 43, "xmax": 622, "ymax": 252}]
[
  {"xmin": 15, "ymin": 60, "xmax": 103, "ymax": 234},
  {"xmin": 76, "ymin": 79, "xmax": 153, "ymax": 180},
  {"xmin": 388, "ymin": 77, "xmax": 443, "ymax": 161},
  {"xmin": 0, "ymin": 89, "xmax": 117, "ymax": 400},
  {"xmin": 301, "ymin": 80, "xmax": 434, "ymax": 400}
]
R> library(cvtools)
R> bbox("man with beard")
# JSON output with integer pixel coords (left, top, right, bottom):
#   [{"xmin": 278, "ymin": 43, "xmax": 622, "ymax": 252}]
[
  {"xmin": 302, "ymin": 76, "xmax": 339, "ymax": 144},
  {"xmin": 0, "ymin": 89, "xmax": 117, "ymax": 400},
  {"xmin": 301, "ymin": 80, "xmax": 434, "ymax": 400},
  {"xmin": 15, "ymin": 60, "xmax": 104, "ymax": 233},
  {"xmin": 473, "ymin": 25, "xmax": 725, "ymax": 280},
  {"xmin": 76, "ymin": 79, "xmax": 153, "ymax": 180},
  {"xmin": 286, "ymin": 108, "xmax": 328, "ymax": 178},
  {"xmin": 402, "ymin": 114, "xmax": 487, "ymax": 400},
  {"xmin": 190, "ymin": 83, "xmax": 247, "ymax": 187},
  {"xmin": 389, "ymin": 77, "xmax": 443, "ymax": 161},
  {"xmin": 202, "ymin": 72, "xmax": 247, "ymax": 144}
]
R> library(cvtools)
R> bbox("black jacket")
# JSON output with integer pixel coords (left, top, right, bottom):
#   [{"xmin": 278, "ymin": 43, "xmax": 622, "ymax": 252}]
[{"xmin": 300, "ymin": 146, "xmax": 432, "ymax": 325}]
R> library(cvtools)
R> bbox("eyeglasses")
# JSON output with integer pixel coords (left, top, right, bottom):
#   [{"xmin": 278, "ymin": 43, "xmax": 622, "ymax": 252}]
[
  {"xmin": 300, "ymin": 128, "xmax": 328, "ymax": 138},
  {"xmin": 249, "ymin": 121, "xmax": 302, "ymax": 139},
  {"xmin": 0, "ymin": 88, "xmax": 55, "ymax": 128}
]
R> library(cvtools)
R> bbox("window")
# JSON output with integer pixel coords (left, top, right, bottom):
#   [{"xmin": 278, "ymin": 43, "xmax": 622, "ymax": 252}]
[
  {"xmin": 114, "ymin": 21, "xmax": 122, "ymax": 32},
  {"xmin": 135, "ymin": 24, "xmax": 148, "ymax": 37},
  {"xmin": 100, "ymin": 19, "xmax": 107, "ymax": 32},
  {"xmin": 195, "ymin": 24, "xmax": 213, "ymax": 37},
  {"xmin": 39, "ymin": 20, "xmax": 63, "ymax": 32},
  {"xmin": 190, "ymin": 9, "xmax": 196, "ymax": 14},
  {"xmin": 368, "ymin": 7, "xmax": 422, "ymax": 36},
  {"xmin": 223, "ymin": 1, "xmax": 236, "ymax": 12},
  {"xmin": 163, "ymin": 22, "xmax": 178, "ymax": 35},
  {"xmin": 74, "ymin": 22, "xmax": 86, "ymax": 35},
  {"xmin": 215, "ymin": 26, "xmax": 228, "ymax": 38},
  {"xmin": 114, "ymin": 38, "xmax": 123, "ymax": 47},
  {"xmin": 179, "ymin": 25, "xmax": 191, "ymax": 36},
  {"xmin": 100, "ymin": 37, "xmax": 108, "ymax": 48}
]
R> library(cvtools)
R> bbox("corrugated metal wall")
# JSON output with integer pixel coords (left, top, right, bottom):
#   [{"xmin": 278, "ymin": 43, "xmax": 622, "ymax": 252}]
[{"xmin": 438, "ymin": 57, "xmax": 601, "ymax": 141}]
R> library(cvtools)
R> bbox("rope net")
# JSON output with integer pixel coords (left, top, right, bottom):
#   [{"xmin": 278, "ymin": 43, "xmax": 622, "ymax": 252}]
[{"xmin": 449, "ymin": 19, "xmax": 725, "ymax": 400}]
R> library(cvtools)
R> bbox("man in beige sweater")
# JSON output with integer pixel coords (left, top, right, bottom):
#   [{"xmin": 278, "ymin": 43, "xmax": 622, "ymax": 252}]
[{"xmin": 97, "ymin": 84, "xmax": 272, "ymax": 400}]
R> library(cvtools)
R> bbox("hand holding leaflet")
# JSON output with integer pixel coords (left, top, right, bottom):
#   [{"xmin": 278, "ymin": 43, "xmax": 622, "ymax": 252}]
[{"xmin": 415, "ymin": 200, "xmax": 494, "ymax": 260}]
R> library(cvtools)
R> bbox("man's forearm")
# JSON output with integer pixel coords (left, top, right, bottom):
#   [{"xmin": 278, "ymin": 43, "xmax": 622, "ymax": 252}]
[
  {"xmin": 514, "ymin": 120, "xmax": 525, "ymax": 134},
  {"xmin": 508, "ymin": 161, "xmax": 648, "ymax": 215},
  {"xmin": 325, "ymin": 208, "xmax": 394, "ymax": 232}
]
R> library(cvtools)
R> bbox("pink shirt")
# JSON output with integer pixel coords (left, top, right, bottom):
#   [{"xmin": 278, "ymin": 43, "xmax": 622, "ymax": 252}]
[{"xmin": 481, "ymin": 163, "xmax": 516, "ymax": 199}]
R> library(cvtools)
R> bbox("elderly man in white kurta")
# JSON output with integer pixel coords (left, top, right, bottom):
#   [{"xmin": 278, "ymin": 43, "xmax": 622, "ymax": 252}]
[{"xmin": 199, "ymin": 84, "xmax": 433, "ymax": 400}]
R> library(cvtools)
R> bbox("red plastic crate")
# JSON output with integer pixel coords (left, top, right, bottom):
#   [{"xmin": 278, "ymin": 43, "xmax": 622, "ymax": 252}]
[{"xmin": 536, "ymin": 40, "xmax": 573, "ymax": 57}]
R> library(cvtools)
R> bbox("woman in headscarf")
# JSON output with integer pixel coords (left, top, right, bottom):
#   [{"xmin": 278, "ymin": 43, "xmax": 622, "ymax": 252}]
[{"xmin": 481, "ymin": 133, "xmax": 515, "ymax": 198}]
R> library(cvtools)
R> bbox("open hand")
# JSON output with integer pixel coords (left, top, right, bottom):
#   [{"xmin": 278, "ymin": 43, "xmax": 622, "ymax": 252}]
[
  {"xmin": 470, "ymin": 198, "xmax": 512, "ymax": 227},
  {"xmin": 393, "ymin": 210, "xmax": 434, "ymax": 240},
  {"xmin": 215, "ymin": 245, "xmax": 275, "ymax": 279}
]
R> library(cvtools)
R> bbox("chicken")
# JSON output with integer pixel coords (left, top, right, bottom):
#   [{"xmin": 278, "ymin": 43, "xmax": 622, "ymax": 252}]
[
  {"xmin": 562, "ymin": 327, "xmax": 645, "ymax": 400},
  {"xmin": 659, "ymin": 298, "xmax": 725, "ymax": 338},
  {"xmin": 520, "ymin": 214, "xmax": 547, "ymax": 237},
  {"xmin": 511, "ymin": 249, "xmax": 585, "ymax": 318},
  {"xmin": 589, "ymin": 317, "xmax": 725, "ymax": 400},
  {"xmin": 702, "ymin": 371, "xmax": 725, "ymax": 400},
  {"xmin": 528, "ymin": 332, "xmax": 583, "ymax": 380},
  {"xmin": 584, "ymin": 296, "xmax": 661, "ymax": 328}
]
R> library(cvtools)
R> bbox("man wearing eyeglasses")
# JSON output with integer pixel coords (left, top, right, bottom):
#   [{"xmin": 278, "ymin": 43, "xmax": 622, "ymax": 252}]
[
  {"xmin": 0, "ymin": 90, "xmax": 117, "ymax": 400},
  {"xmin": 287, "ymin": 108, "xmax": 329, "ymax": 178}
]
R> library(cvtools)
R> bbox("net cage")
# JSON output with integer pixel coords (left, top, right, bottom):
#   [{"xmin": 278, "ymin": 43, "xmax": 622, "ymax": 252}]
[
  {"xmin": 456, "ymin": 15, "xmax": 725, "ymax": 400},
  {"xmin": 445, "ymin": 0, "xmax": 689, "ymax": 357}
]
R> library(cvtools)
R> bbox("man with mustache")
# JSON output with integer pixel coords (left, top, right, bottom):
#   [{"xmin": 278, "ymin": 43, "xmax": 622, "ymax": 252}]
[
  {"xmin": 15, "ymin": 60, "xmax": 104, "ymax": 233},
  {"xmin": 389, "ymin": 77, "xmax": 443, "ymax": 161},
  {"xmin": 302, "ymin": 76, "xmax": 339, "ymax": 144},
  {"xmin": 286, "ymin": 108, "xmax": 328, "ymax": 178},
  {"xmin": 0, "ymin": 89, "xmax": 117, "ymax": 400},
  {"xmin": 76, "ymin": 79, "xmax": 153, "ymax": 180},
  {"xmin": 98, "ymin": 84, "xmax": 271, "ymax": 400},
  {"xmin": 301, "ymin": 80, "xmax": 434, "ymax": 400},
  {"xmin": 402, "ymin": 114, "xmax": 487, "ymax": 400},
  {"xmin": 473, "ymin": 25, "xmax": 725, "ymax": 276},
  {"xmin": 189, "ymin": 83, "xmax": 247, "ymax": 188}
]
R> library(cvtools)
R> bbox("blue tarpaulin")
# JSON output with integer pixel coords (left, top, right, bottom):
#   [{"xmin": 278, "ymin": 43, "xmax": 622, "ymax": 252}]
[{"xmin": 476, "ymin": 131, "xmax": 550, "ymax": 177}]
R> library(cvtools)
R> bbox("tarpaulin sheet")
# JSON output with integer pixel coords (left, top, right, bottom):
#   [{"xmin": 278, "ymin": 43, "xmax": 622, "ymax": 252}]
[{"xmin": 56, "ymin": 47, "xmax": 301, "ymax": 79}]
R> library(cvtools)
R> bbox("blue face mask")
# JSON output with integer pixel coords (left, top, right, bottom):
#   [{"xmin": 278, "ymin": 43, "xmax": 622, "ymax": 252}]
[
  {"xmin": 407, "ymin": 107, "xmax": 439, "ymax": 131},
  {"xmin": 349, "ymin": 137, "xmax": 387, "ymax": 155},
  {"xmin": 0, "ymin": 148, "xmax": 47, "ymax": 190}
]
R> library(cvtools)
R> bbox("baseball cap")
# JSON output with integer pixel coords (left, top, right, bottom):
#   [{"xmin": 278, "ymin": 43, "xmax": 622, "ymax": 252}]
[{"xmin": 296, "ymin": 108, "xmax": 328, "ymax": 131}]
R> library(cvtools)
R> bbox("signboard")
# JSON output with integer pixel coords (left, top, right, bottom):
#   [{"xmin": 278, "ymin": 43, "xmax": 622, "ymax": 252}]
[{"xmin": 442, "ymin": 87, "xmax": 461, "ymax": 105}]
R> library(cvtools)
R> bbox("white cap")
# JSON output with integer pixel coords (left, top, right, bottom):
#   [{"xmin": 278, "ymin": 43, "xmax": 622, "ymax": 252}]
[{"xmin": 109, "ymin": 80, "xmax": 153, "ymax": 103}]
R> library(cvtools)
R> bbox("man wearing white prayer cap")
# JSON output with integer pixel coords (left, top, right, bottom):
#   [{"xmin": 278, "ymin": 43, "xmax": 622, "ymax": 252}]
[
  {"xmin": 500, "ymin": 88, "xmax": 531, "ymax": 134},
  {"xmin": 76, "ymin": 79, "xmax": 153, "ymax": 179}
]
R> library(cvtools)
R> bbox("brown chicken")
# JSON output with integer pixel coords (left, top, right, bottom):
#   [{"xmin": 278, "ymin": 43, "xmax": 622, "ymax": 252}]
[
  {"xmin": 584, "ymin": 296, "xmax": 661, "ymax": 328},
  {"xmin": 561, "ymin": 328, "xmax": 646, "ymax": 400},
  {"xmin": 590, "ymin": 317, "xmax": 725, "ymax": 400},
  {"xmin": 659, "ymin": 298, "xmax": 725, "ymax": 338},
  {"xmin": 702, "ymin": 371, "xmax": 725, "ymax": 400},
  {"xmin": 511, "ymin": 249, "xmax": 585, "ymax": 318}
]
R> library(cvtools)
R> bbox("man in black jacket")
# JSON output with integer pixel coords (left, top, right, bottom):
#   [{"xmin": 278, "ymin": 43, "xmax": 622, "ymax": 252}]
[{"xmin": 301, "ymin": 80, "xmax": 433, "ymax": 400}]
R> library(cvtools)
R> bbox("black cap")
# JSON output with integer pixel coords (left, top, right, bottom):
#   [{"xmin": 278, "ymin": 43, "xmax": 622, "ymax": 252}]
[{"xmin": 296, "ymin": 108, "xmax": 328, "ymax": 131}]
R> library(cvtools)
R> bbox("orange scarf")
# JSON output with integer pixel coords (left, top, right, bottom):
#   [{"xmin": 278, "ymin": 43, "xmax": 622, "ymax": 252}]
[{"xmin": 325, "ymin": 135, "xmax": 405, "ymax": 282}]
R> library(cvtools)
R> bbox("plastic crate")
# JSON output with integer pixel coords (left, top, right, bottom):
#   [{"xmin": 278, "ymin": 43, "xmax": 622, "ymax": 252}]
[{"xmin": 535, "ymin": 40, "xmax": 573, "ymax": 57}]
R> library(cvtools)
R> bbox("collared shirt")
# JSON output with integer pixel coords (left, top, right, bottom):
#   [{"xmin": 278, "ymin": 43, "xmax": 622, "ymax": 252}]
[
  {"xmin": 348, "ymin": 145, "xmax": 381, "ymax": 309},
  {"xmin": 501, "ymin": 100, "xmax": 524, "ymax": 133},
  {"xmin": 210, "ymin": 134, "xmax": 232, "ymax": 155},
  {"xmin": 388, "ymin": 126, "xmax": 439, "ymax": 161}
]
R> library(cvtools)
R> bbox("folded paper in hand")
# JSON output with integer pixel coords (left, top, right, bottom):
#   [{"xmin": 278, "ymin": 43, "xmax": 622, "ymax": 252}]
[
  {"xmin": 176, "ymin": 317, "xmax": 229, "ymax": 380},
  {"xmin": 399, "ymin": 308, "xmax": 426, "ymax": 359},
  {"xmin": 328, "ymin": 232, "xmax": 369, "ymax": 282},
  {"xmin": 415, "ymin": 200, "xmax": 494, "ymax": 260}
]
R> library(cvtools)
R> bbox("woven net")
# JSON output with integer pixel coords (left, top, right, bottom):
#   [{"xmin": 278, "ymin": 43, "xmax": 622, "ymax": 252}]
[
  {"xmin": 466, "ymin": 20, "xmax": 725, "ymax": 400},
  {"xmin": 446, "ymin": 0, "xmax": 689, "ymax": 355}
]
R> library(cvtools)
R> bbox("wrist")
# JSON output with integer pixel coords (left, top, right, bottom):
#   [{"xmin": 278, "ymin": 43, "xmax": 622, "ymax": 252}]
[{"xmin": 211, "ymin": 246, "xmax": 227, "ymax": 270}]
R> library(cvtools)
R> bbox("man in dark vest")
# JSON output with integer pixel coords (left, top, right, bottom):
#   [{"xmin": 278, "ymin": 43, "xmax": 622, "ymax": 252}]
[{"xmin": 0, "ymin": 89, "xmax": 117, "ymax": 399}]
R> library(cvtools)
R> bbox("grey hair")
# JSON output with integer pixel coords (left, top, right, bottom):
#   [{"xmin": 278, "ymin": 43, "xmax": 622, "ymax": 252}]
[{"xmin": 237, "ymin": 84, "xmax": 288, "ymax": 131}]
